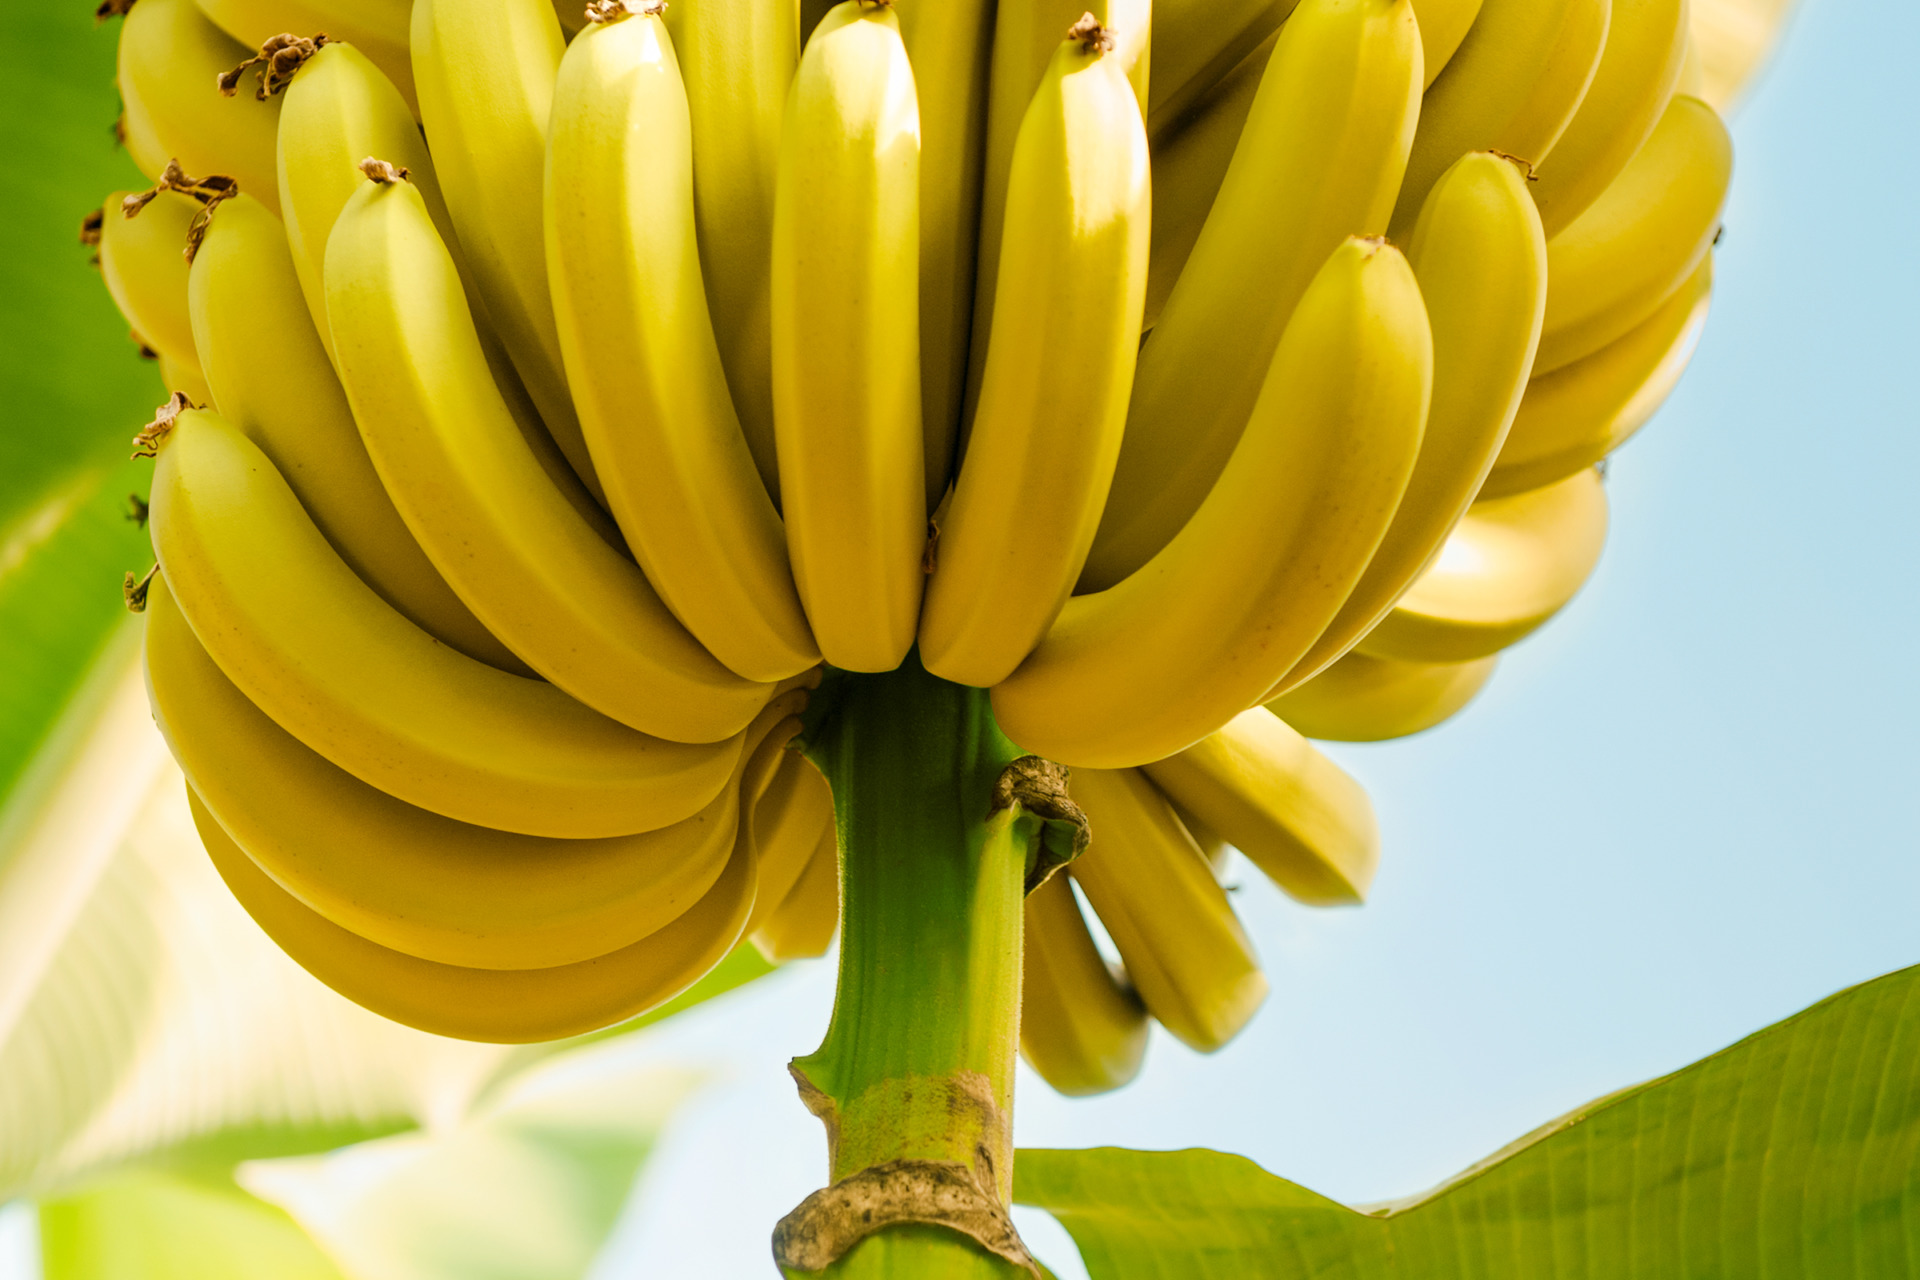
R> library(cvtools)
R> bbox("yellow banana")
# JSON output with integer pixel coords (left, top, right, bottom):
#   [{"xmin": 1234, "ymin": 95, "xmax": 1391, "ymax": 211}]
[
  {"xmin": 920, "ymin": 28, "xmax": 1151, "ymax": 689},
  {"xmin": 1275, "ymin": 151, "xmax": 1546, "ymax": 695},
  {"xmin": 146, "ymin": 406, "xmax": 743, "ymax": 838},
  {"xmin": 1357, "ymin": 466, "xmax": 1610, "ymax": 663},
  {"xmin": 547, "ymin": 9, "xmax": 817, "ymax": 685},
  {"xmin": 993, "ymin": 238, "xmax": 1433, "ymax": 769},
  {"xmin": 1483, "ymin": 256, "xmax": 1712, "ymax": 499},
  {"xmin": 190, "ymin": 785, "xmax": 761, "ymax": 1044},
  {"xmin": 751, "ymin": 827, "xmax": 840, "ymax": 963},
  {"xmin": 410, "ymin": 0, "xmax": 603, "ymax": 503},
  {"xmin": 1529, "ymin": 0, "xmax": 1690, "ymax": 238},
  {"xmin": 117, "ymin": 75, "xmax": 172, "ymax": 178},
  {"xmin": 188, "ymin": 191, "xmax": 521, "ymax": 672},
  {"xmin": 1082, "ymin": 0, "xmax": 1423, "ymax": 589},
  {"xmin": 1144, "ymin": 0, "xmax": 1293, "ymax": 136},
  {"xmin": 661, "ymin": 0, "xmax": 799, "ymax": 501},
  {"xmin": 157, "ymin": 353, "xmax": 212, "ymax": 405},
  {"xmin": 770, "ymin": 1, "xmax": 925, "ymax": 673},
  {"xmin": 1410, "ymin": 0, "xmax": 1485, "ymax": 87},
  {"xmin": 150, "ymin": 579, "xmax": 797, "ymax": 970},
  {"xmin": 743, "ymin": 749, "xmax": 836, "ymax": 940},
  {"xmin": 195, "ymin": 0, "xmax": 417, "ymax": 115},
  {"xmin": 1534, "ymin": 94, "xmax": 1732, "ymax": 375},
  {"xmin": 1066, "ymin": 768, "xmax": 1266, "ymax": 1054},
  {"xmin": 1019, "ymin": 871, "xmax": 1148, "ymax": 1097},
  {"xmin": 117, "ymin": 0, "xmax": 282, "ymax": 211},
  {"xmin": 1167, "ymin": 798, "xmax": 1231, "ymax": 875},
  {"xmin": 1388, "ymin": 0, "xmax": 1610, "ymax": 239},
  {"xmin": 1268, "ymin": 650, "xmax": 1497, "ymax": 741},
  {"xmin": 1140, "ymin": 708, "xmax": 1378, "ymax": 905},
  {"xmin": 96, "ymin": 188, "xmax": 199, "ymax": 369},
  {"xmin": 325, "ymin": 169, "xmax": 776, "ymax": 743}
]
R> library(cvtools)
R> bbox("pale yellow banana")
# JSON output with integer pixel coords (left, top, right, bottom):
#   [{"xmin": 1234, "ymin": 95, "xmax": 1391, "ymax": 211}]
[
  {"xmin": 156, "ymin": 353, "xmax": 211, "ymax": 405},
  {"xmin": 1410, "ymin": 0, "xmax": 1486, "ymax": 87},
  {"xmin": 188, "ymin": 191, "xmax": 521, "ymax": 671},
  {"xmin": 1275, "ymin": 151, "xmax": 1546, "ymax": 695},
  {"xmin": 743, "ymin": 749, "xmax": 836, "ymax": 940},
  {"xmin": 1145, "ymin": 0, "xmax": 1294, "ymax": 135},
  {"xmin": 770, "ymin": 1, "xmax": 925, "ymax": 672},
  {"xmin": 325, "ymin": 172, "xmax": 777, "ymax": 743},
  {"xmin": 920, "ymin": 31, "xmax": 1151, "ymax": 688},
  {"xmin": 195, "ymin": 0, "xmax": 418, "ymax": 115},
  {"xmin": 147, "ymin": 407, "xmax": 743, "ymax": 838},
  {"xmin": 661, "ymin": 0, "xmax": 799, "ymax": 501},
  {"xmin": 1020, "ymin": 871, "xmax": 1148, "ymax": 1097},
  {"xmin": 117, "ymin": 0, "xmax": 282, "ymax": 211},
  {"xmin": 1083, "ymin": 0, "xmax": 1423, "ymax": 589},
  {"xmin": 190, "ymin": 786, "xmax": 761, "ymax": 1044},
  {"xmin": 993, "ymin": 238, "xmax": 1433, "ymax": 769},
  {"xmin": 1483, "ymin": 256, "xmax": 1712, "ymax": 499},
  {"xmin": 117, "ymin": 75, "xmax": 172, "ymax": 178},
  {"xmin": 1066, "ymin": 768, "xmax": 1266, "ymax": 1053},
  {"xmin": 97, "ymin": 188, "xmax": 199, "ymax": 369},
  {"xmin": 1388, "ymin": 0, "xmax": 1610, "ymax": 239},
  {"xmin": 751, "ymin": 828, "xmax": 840, "ymax": 963},
  {"xmin": 1268, "ymin": 650, "xmax": 1497, "ymax": 741},
  {"xmin": 1168, "ymin": 799, "xmax": 1231, "ymax": 875},
  {"xmin": 1529, "ymin": 0, "xmax": 1690, "ymax": 238},
  {"xmin": 1358, "ymin": 466, "xmax": 1610, "ymax": 663},
  {"xmin": 1534, "ymin": 94, "xmax": 1732, "ymax": 375},
  {"xmin": 1140, "ymin": 708, "xmax": 1379, "ymax": 904}
]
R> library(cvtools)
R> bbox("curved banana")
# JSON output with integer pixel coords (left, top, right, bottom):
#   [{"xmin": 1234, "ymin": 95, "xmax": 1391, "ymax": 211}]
[
  {"xmin": 1168, "ymin": 799, "xmax": 1231, "ymax": 875},
  {"xmin": 1484, "ymin": 256, "xmax": 1712, "ymax": 500},
  {"xmin": 325, "ymin": 170, "xmax": 776, "ymax": 743},
  {"xmin": 151, "ymin": 579, "xmax": 799, "ymax": 970},
  {"xmin": 743, "ymin": 750, "xmax": 837, "ymax": 940},
  {"xmin": 920, "ymin": 28, "xmax": 1151, "ymax": 689},
  {"xmin": 1534, "ymin": 94, "xmax": 1732, "ymax": 375},
  {"xmin": 1268, "ymin": 649, "xmax": 1497, "ymax": 742},
  {"xmin": 770, "ymin": 1, "xmax": 925, "ymax": 673},
  {"xmin": 1140, "ymin": 708, "xmax": 1379, "ymax": 905},
  {"xmin": 188, "ymin": 192, "xmax": 521, "ymax": 671},
  {"xmin": 1275, "ymin": 151, "xmax": 1546, "ymax": 695},
  {"xmin": 1020, "ymin": 871, "xmax": 1148, "ymax": 1097},
  {"xmin": 1529, "ymin": 0, "xmax": 1690, "ymax": 238},
  {"xmin": 546, "ymin": 9, "xmax": 817, "ymax": 684},
  {"xmin": 117, "ymin": 0, "xmax": 282, "ymax": 211},
  {"xmin": 97, "ymin": 188, "xmax": 199, "ymax": 369},
  {"xmin": 993, "ymin": 238, "xmax": 1433, "ymax": 769},
  {"xmin": 1357, "ymin": 466, "xmax": 1610, "ymax": 663},
  {"xmin": 1083, "ymin": 0, "xmax": 1423, "ymax": 589},
  {"xmin": 410, "ymin": 0, "xmax": 603, "ymax": 502},
  {"xmin": 1144, "ymin": 0, "xmax": 1294, "ymax": 136},
  {"xmin": 1410, "ymin": 0, "xmax": 1486, "ymax": 87},
  {"xmin": 195, "ymin": 0, "xmax": 417, "ymax": 115},
  {"xmin": 661, "ymin": 0, "xmax": 798, "ymax": 500},
  {"xmin": 1387, "ymin": 0, "xmax": 1610, "ymax": 239},
  {"xmin": 157, "ymin": 353, "xmax": 212, "ymax": 405},
  {"xmin": 751, "ymin": 827, "xmax": 840, "ymax": 963},
  {"xmin": 146, "ymin": 406, "xmax": 743, "ymax": 838},
  {"xmin": 190, "ymin": 786, "xmax": 761, "ymax": 1044},
  {"xmin": 117, "ymin": 76, "xmax": 173, "ymax": 178},
  {"xmin": 1066, "ymin": 768, "xmax": 1267, "ymax": 1054}
]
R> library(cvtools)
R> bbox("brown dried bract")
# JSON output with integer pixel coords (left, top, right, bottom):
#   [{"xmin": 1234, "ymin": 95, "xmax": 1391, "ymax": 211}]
[
  {"xmin": 132, "ymin": 391, "xmax": 194, "ymax": 459},
  {"xmin": 80, "ymin": 208, "xmax": 105, "ymax": 248},
  {"xmin": 123, "ymin": 160, "xmax": 241, "ymax": 262},
  {"xmin": 126, "ymin": 493, "xmax": 151, "ymax": 528},
  {"xmin": 94, "ymin": 0, "xmax": 137, "ymax": 23},
  {"xmin": 219, "ymin": 32, "xmax": 330, "ymax": 101},
  {"xmin": 132, "ymin": 332, "xmax": 159, "ymax": 360},
  {"xmin": 358, "ymin": 156, "xmax": 411, "ymax": 185},
  {"xmin": 123, "ymin": 565, "xmax": 159, "ymax": 613},
  {"xmin": 1067, "ymin": 12, "xmax": 1116, "ymax": 52},
  {"xmin": 991, "ymin": 755, "xmax": 1091, "ymax": 892},
  {"xmin": 583, "ymin": 0, "xmax": 665, "ymax": 22},
  {"xmin": 772, "ymin": 1158, "xmax": 1039, "ymax": 1276},
  {"xmin": 1489, "ymin": 149, "xmax": 1539, "ymax": 182}
]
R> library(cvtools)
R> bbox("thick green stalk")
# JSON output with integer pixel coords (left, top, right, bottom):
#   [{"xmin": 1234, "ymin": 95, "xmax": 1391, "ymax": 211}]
[{"xmin": 779, "ymin": 656, "xmax": 1037, "ymax": 1278}]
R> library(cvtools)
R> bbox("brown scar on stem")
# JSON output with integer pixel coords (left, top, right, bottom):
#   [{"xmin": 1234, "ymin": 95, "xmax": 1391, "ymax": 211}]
[
  {"xmin": 132, "ymin": 391, "xmax": 194, "ymax": 459},
  {"xmin": 219, "ymin": 32, "xmax": 330, "ymax": 101},
  {"xmin": 1067, "ymin": 12, "xmax": 1116, "ymax": 52},
  {"xmin": 123, "ymin": 565, "xmax": 158, "ymax": 613},
  {"xmin": 582, "ymin": 0, "xmax": 665, "ymax": 23},
  {"xmin": 358, "ymin": 157, "xmax": 411, "ymax": 185},
  {"xmin": 991, "ymin": 756, "xmax": 1091, "ymax": 892}
]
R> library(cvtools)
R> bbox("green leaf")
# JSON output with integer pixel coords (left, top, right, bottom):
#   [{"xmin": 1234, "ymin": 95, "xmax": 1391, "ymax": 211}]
[
  {"xmin": 1015, "ymin": 963, "xmax": 1920, "ymax": 1278},
  {"xmin": 39, "ymin": 1171, "xmax": 345, "ymax": 1280}
]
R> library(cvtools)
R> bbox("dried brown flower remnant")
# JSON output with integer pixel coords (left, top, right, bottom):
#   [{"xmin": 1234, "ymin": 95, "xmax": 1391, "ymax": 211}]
[
  {"xmin": 583, "ymin": 0, "xmax": 666, "ymax": 23},
  {"xmin": 132, "ymin": 391, "xmax": 194, "ymax": 459},
  {"xmin": 1067, "ymin": 12, "xmax": 1116, "ymax": 53},
  {"xmin": 122, "ymin": 161, "xmax": 240, "ymax": 263},
  {"xmin": 95, "ymin": 0, "xmax": 137, "ymax": 23},
  {"xmin": 127, "ymin": 493, "xmax": 151, "ymax": 528},
  {"xmin": 358, "ymin": 157, "xmax": 411, "ymax": 185},
  {"xmin": 124, "ymin": 565, "xmax": 159, "ymax": 613},
  {"xmin": 80, "ymin": 208, "xmax": 105, "ymax": 248},
  {"xmin": 219, "ymin": 32, "xmax": 331, "ymax": 101}
]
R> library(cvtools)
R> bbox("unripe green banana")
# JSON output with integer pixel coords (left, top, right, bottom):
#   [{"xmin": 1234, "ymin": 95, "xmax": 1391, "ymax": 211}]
[
  {"xmin": 1020, "ymin": 871, "xmax": 1149, "ymax": 1097},
  {"xmin": 1268, "ymin": 650, "xmax": 1497, "ymax": 742}
]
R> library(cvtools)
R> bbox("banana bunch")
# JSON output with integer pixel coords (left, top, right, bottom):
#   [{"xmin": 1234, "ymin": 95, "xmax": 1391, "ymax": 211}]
[{"xmin": 91, "ymin": 0, "xmax": 1733, "ymax": 1064}]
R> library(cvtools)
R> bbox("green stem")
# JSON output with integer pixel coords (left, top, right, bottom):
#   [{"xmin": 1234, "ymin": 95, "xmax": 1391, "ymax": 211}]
[{"xmin": 782, "ymin": 654, "xmax": 1036, "ymax": 1278}]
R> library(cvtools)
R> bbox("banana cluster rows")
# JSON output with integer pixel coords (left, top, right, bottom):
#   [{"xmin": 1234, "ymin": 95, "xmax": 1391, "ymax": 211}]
[{"xmin": 93, "ymin": 0, "xmax": 1728, "ymax": 1061}]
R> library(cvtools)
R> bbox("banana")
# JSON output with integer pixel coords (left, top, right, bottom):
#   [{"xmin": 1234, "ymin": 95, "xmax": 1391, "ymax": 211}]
[
  {"xmin": 751, "ymin": 825, "xmax": 840, "ymax": 963},
  {"xmin": 410, "ymin": 0, "xmax": 604, "ymax": 503},
  {"xmin": 1140, "ymin": 708, "xmax": 1379, "ymax": 904},
  {"xmin": 195, "ymin": 0, "xmax": 418, "ymax": 115},
  {"xmin": 188, "ymin": 191, "xmax": 522, "ymax": 672},
  {"xmin": 1082, "ymin": 0, "xmax": 1423, "ymax": 589},
  {"xmin": 1410, "ymin": 0, "xmax": 1485, "ymax": 87},
  {"xmin": 1144, "ymin": 0, "xmax": 1292, "ymax": 136},
  {"xmin": 145, "ymin": 405, "xmax": 744, "ymax": 838},
  {"xmin": 1020, "ymin": 871, "xmax": 1148, "ymax": 1097},
  {"xmin": 743, "ymin": 749, "xmax": 836, "ymax": 940},
  {"xmin": 117, "ymin": 0, "xmax": 282, "ymax": 211},
  {"xmin": 117, "ymin": 76, "xmax": 173, "ymax": 178},
  {"xmin": 1483, "ymin": 255, "xmax": 1712, "ymax": 499},
  {"xmin": 1387, "ymin": 0, "xmax": 1610, "ymax": 239},
  {"xmin": 546, "ymin": 8, "xmax": 818, "ymax": 685},
  {"xmin": 920, "ymin": 27, "xmax": 1151, "ymax": 689},
  {"xmin": 151, "ymin": 578, "xmax": 801, "ymax": 969},
  {"xmin": 1066, "ymin": 767, "xmax": 1266, "ymax": 1053},
  {"xmin": 552, "ymin": 0, "xmax": 585, "ymax": 35},
  {"xmin": 96, "ymin": 187, "xmax": 200, "ymax": 369},
  {"xmin": 1268, "ymin": 649, "xmax": 1497, "ymax": 741},
  {"xmin": 156, "ymin": 353, "xmax": 212, "ymax": 405},
  {"xmin": 1273, "ymin": 151, "xmax": 1547, "ymax": 696},
  {"xmin": 1357, "ymin": 466, "xmax": 1609, "ymax": 663},
  {"xmin": 1168, "ymin": 799, "xmax": 1231, "ymax": 875},
  {"xmin": 661, "ymin": 0, "xmax": 798, "ymax": 501},
  {"xmin": 770, "ymin": 1, "xmax": 925, "ymax": 673},
  {"xmin": 992, "ymin": 238, "xmax": 1433, "ymax": 769},
  {"xmin": 189, "ymin": 785, "xmax": 762, "ymax": 1044},
  {"xmin": 1529, "ymin": 0, "xmax": 1690, "ymax": 238},
  {"xmin": 325, "ymin": 168, "xmax": 777, "ymax": 742},
  {"xmin": 1533, "ymin": 94, "xmax": 1732, "ymax": 375}
]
